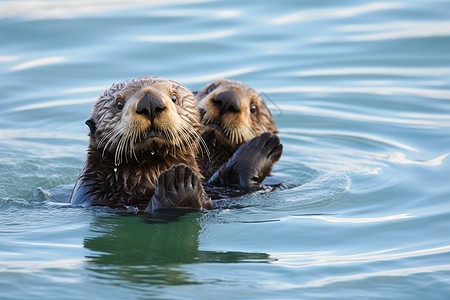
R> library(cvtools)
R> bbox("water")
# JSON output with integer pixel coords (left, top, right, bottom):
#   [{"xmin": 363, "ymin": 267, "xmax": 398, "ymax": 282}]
[{"xmin": 1, "ymin": 0, "xmax": 449, "ymax": 299}]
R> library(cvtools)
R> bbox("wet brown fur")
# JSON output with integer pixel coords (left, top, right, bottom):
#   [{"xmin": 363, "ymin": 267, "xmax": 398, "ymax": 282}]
[
  {"xmin": 70, "ymin": 76, "xmax": 205, "ymax": 210},
  {"xmin": 196, "ymin": 79, "xmax": 277, "ymax": 179}
]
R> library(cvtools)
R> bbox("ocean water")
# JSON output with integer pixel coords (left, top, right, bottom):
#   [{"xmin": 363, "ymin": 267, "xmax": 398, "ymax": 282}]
[{"xmin": 1, "ymin": 0, "xmax": 450, "ymax": 299}]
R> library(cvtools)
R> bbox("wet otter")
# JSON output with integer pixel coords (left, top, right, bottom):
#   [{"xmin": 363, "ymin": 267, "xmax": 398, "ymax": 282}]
[
  {"xmin": 195, "ymin": 79, "xmax": 282, "ymax": 188},
  {"xmin": 70, "ymin": 76, "xmax": 208, "ymax": 212}
]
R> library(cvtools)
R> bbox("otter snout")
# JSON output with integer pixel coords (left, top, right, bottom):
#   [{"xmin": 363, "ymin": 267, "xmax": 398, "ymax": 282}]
[
  {"xmin": 213, "ymin": 90, "xmax": 241, "ymax": 116},
  {"xmin": 136, "ymin": 92, "xmax": 165, "ymax": 123}
]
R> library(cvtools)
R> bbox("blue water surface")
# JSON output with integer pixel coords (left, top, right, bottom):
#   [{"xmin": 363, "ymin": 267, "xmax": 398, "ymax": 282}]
[{"xmin": 1, "ymin": 0, "xmax": 450, "ymax": 299}]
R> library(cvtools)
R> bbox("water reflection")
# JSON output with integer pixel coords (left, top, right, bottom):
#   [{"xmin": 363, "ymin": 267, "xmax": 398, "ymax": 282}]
[{"xmin": 83, "ymin": 212, "xmax": 271, "ymax": 285}]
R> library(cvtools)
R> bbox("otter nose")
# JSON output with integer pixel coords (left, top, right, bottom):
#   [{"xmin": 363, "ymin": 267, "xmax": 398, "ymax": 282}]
[
  {"xmin": 136, "ymin": 92, "xmax": 165, "ymax": 123},
  {"xmin": 212, "ymin": 90, "xmax": 241, "ymax": 116}
]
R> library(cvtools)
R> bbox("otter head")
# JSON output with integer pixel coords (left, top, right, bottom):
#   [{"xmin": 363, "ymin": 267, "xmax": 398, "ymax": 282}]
[
  {"xmin": 86, "ymin": 76, "xmax": 202, "ymax": 165},
  {"xmin": 195, "ymin": 78, "xmax": 277, "ymax": 149}
]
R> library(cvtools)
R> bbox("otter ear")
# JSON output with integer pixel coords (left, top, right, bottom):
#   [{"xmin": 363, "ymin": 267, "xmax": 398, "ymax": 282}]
[{"xmin": 85, "ymin": 119, "xmax": 96, "ymax": 135}]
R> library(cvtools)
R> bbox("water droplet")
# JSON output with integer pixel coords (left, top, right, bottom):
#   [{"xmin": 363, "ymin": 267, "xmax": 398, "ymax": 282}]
[
  {"xmin": 151, "ymin": 151, "xmax": 155, "ymax": 156},
  {"xmin": 114, "ymin": 167, "xmax": 118, "ymax": 172}
]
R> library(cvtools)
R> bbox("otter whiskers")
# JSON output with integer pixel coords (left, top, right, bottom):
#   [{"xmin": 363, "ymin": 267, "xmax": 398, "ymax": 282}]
[
  {"xmin": 222, "ymin": 125, "xmax": 255, "ymax": 146},
  {"xmin": 99, "ymin": 124, "xmax": 140, "ymax": 166},
  {"xmin": 98, "ymin": 121, "xmax": 209, "ymax": 166}
]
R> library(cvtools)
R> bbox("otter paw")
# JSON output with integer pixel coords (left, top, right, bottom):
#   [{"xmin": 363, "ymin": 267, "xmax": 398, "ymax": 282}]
[
  {"xmin": 146, "ymin": 164, "xmax": 205, "ymax": 212},
  {"xmin": 208, "ymin": 132, "xmax": 283, "ymax": 188}
]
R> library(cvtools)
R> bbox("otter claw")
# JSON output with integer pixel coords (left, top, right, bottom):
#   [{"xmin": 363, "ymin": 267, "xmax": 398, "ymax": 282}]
[
  {"xmin": 208, "ymin": 132, "xmax": 283, "ymax": 188},
  {"xmin": 146, "ymin": 164, "xmax": 205, "ymax": 212}
]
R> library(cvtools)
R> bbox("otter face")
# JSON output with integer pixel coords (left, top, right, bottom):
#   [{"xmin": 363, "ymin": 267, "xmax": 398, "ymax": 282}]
[
  {"xmin": 196, "ymin": 79, "xmax": 277, "ymax": 148},
  {"xmin": 87, "ymin": 76, "xmax": 202, "ymax": 165}
]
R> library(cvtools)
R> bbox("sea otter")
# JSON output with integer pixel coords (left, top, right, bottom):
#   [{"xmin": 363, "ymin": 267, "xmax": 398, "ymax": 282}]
[
  {"xmin": 195, "ymin": 79, "xmax": 282, "ymax": 188},
  {"xmin": 70, "ymin": 76, "xmax": 208, "ymax": 212}
]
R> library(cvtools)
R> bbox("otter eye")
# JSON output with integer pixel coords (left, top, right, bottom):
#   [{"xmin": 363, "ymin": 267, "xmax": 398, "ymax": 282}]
[
  {"xmin": 171, "ymin": 93, "xmax": 178, "ymax": 103},
  {"xmin": 116, "ymin": 99, "xmax": 124, "ymax": 111},
  {"xmin": 250, "ymin": 104, "xmax": 257, "ymax": 114},
  {"xmin": 207, "ymin": 85, "xmax": 215, "ymax": 94}
]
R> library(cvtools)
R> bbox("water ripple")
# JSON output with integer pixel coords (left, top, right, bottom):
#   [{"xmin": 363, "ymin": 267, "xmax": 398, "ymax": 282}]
[
  {"xmin": 0, "ymin": 56, "xmax": 20, "ymax": 63},
  {"xmin": 340, "ymin": 21, "xmax": 450, "ymax": 41},
  {"xmin": 265, "ymin": 86, "xmax": 450, "ymax": 100},
  {"xmin": 272, "ymin": 104, "xmax": 450, "ymax": 128},
  {"xmin": 63, "ymin": 86, "xmax": 106, "ymax": 94},
  {"xmin": 136, "ymin": 30, "xmax": 236, "ymax": 43},
  {"xmin": 62, "ymin": 66, "xmax": 258, "ymax": 94},
  {"xmin": 0, "ymin": 129, "xmax": 86, "ymax": 141},
  {"xmin": 277, "ymin": 169, "xmax": 351, "ymax": 208},
  {"xmin": 383, "ymin": 152, "xmax": 450, "ymax": 166},
  {"xmin": 0, "ymin": 0, "xmax": 210, "ymax": 20},
  {"xmin": 297, "ymin": 67, "xmax": 450, "ymax": 77},
  {"xmin": 271, "ymin": 245, "xmax": 450, "ymax": 269},
  {"xmin": 294, "ymin": 213, "xmax": 414, "ymax": 223},
  {"xmin": 12, "ymin": 98, "xmax": 95, "ymax": 112},
  {"xmin": 283, "ymin": 128, "xmax": 418, "ymax": 151},
  {"xmin": 146, "ymin": 9, "xmax": 241, "ymax": 18},
  {"xmin": 275, "ymin": 264, "xmax": 450, "ymax": 289},
  {"xmin": 177, "ymin": 67, "xmax": 259, "ymax": 84},
  {"xmin": 271, "ymin": 2, "xmax": 404, "ymax": 25},
  {"xmin": 0, "ymin": 258, "xmax": 84, "ymax": 274},
  {"xmin": 13, "ymin": 241, "xmax": 83, "ymax": 248},
  {"xmin": 10, "ymin": 56, "xmax": 67, "ymax": 72}
]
